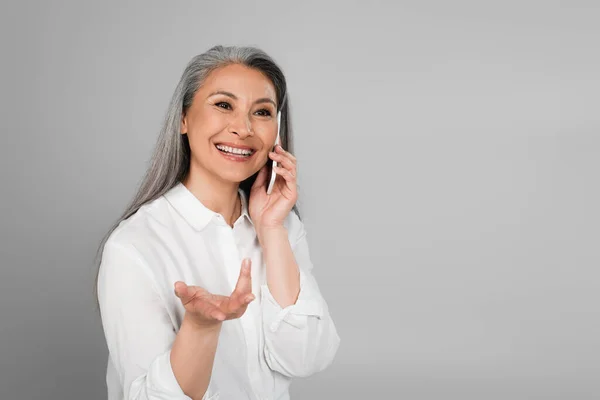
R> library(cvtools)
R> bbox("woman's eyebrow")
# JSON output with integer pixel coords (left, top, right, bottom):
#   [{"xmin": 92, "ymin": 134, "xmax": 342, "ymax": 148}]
[
  {"xmin": 208, "ymin": 90, "xmax": 237, "ymax": 99},
  {"xmin": 208, "ymin": 91, "xmax": 276, "ymax": 107},
  {"xmin": 255, "ymin": 98, "xmax": 276, "ymax": 107}
]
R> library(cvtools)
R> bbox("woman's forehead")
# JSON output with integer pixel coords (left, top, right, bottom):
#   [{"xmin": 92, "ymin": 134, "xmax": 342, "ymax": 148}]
[{"xmin": 201, "ymin": 64, "xmax": 276, "ymax": 100}]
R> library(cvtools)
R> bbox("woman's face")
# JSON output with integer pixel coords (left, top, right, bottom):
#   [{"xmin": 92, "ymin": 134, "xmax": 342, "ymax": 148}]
[{"xmin": 181, "ymin": 63, "xmax": 279, "ymax": 185}]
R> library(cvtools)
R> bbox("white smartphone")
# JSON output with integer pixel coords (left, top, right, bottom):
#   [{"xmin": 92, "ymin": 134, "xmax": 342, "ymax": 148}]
[{"xmin": 266, "ymin": 111, "xmax": 282, "ymax": 195}]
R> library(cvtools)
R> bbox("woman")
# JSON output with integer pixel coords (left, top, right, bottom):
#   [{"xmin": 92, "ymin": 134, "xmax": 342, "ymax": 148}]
[{"xmin": 95, "ymin": 45, "xmax": 341, "ymax": 400}]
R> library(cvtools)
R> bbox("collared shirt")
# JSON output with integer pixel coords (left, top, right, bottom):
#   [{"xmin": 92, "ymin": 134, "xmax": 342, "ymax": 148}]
[{"xmin": 97, "ymin": 182, "xmax": 340, "ymax": 400}]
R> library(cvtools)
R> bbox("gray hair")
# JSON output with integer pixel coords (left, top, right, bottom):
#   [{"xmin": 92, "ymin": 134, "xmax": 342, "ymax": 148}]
[{"xmin": 93, "ymin": 45, "xmax": 298, "ymax": 305}]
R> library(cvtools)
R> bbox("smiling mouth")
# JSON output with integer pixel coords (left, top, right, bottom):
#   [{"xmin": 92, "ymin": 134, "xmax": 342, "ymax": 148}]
[{"xmin": 215, "ymin": 144, "xmax": 256, "ymax": 158}]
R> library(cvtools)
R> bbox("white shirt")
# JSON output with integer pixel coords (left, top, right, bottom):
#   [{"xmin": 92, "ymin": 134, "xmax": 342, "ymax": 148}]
[{"xmin": 97, "ymin": 182, "xmax": 341, "ymax": 400}]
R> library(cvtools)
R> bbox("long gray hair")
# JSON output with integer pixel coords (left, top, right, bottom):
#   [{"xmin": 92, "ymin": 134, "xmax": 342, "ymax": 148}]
[{"xmin": 94, "ymin": 45, "xmax": 298, "ymax": 304}]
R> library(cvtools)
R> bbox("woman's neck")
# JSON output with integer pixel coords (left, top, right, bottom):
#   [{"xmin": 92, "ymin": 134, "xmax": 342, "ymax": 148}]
[{"xmin": 182, "ymin": 167, "xmax": 241, "ymax": 227}]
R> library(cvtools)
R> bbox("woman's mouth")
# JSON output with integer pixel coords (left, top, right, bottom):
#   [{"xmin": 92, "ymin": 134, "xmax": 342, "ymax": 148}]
[{"xmin": 215, "ymin": 143, "xmax": 256, "ymax": 161}]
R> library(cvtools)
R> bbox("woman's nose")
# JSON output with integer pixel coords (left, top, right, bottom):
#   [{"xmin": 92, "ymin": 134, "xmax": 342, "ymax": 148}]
[{"xmin": 228, "ymin": 112, "xmax": 253, "ymax": 138}]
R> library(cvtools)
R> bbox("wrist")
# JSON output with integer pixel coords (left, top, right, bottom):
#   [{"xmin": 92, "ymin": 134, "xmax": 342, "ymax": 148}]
[
  {"xmin": 182, "ymin": 312, "xmax": 222, "ymax": 334},
  {"xmin": 257, "ymin": 225, "xmax": 287, "ymax": 245}
]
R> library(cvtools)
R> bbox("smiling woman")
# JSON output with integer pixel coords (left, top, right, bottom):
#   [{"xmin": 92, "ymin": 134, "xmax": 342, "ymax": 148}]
[{"xmin": 94, "ymin": 45, "xmax": 340, "ymax": 400}]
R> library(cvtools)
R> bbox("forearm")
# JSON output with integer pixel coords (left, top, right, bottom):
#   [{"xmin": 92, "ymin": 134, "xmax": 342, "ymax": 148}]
[
  {"xmin": 258, "ymin": 224, "xmax": 341, "ymax": 377},
  {"xmin": 258, "ymin": 226, "xmax": 300, "ymax": 308},
  {"xmin": 170, "ymin": 313, "xmax": 221, "ymax": 399}
]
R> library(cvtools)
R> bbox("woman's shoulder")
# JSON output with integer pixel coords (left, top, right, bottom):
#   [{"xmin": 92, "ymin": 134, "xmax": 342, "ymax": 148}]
[{"xmin": 103, "ymin": 196, "xmax": 173, "ymax": 260}]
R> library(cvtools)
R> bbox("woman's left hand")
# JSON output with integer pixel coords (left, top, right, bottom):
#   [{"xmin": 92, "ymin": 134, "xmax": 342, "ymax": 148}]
[{"xmin": 249, "ymin": 144, "xmax": 298, "ymax": 234}]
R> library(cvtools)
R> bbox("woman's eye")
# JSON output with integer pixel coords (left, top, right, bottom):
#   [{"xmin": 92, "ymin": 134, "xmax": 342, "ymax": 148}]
[
  {"xmin": 255, "ymin": 109, "xmax": 272, "ymax": 117},
  {"xmin": 215, "ymin": 102, "xmax": 232, "ymax": 110}
]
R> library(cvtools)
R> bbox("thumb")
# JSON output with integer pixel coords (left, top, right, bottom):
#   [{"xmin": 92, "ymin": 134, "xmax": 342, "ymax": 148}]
[
  {"xmin": 174, "ymin": 281, "xmax": 193, "ymax": 304},
  {"xmin": 233, "ymin": 258, "xmax": 253, "ymax": 296}
]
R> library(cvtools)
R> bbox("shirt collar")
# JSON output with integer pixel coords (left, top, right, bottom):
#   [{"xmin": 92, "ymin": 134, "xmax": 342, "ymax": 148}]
[{"xmin": 164, "ymin": 182, "xmax": 252, "ymax": 231}]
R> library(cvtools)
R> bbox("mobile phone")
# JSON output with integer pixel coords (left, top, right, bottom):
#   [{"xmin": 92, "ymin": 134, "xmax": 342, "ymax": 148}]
[{"xmin": 266, "ymin": 111, "xmax": 282, "ymax": 195}]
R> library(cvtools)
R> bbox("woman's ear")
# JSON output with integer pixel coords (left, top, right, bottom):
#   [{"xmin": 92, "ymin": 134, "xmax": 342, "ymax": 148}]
[{"xmin": 180, "ymin": 112, "xmax": 187, "ymax": 135}]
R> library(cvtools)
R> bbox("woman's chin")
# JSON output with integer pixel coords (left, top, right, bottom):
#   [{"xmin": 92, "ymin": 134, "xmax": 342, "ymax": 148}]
[{"xmin": 217, "ymin": 171, "xmax": 255, "ymax": 185}]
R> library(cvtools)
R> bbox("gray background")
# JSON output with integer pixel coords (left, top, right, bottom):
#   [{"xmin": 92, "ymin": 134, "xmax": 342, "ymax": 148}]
[{"xmin": 1, "ymin": 0, "xmax": 598, "ymax": 399}]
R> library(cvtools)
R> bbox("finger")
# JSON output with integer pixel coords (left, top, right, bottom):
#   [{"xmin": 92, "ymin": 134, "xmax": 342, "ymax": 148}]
[
  {"xmin": 232, "ymin": 258, "xmax": 253, "ymax": 296},
  {"xmin": 230, "ymin": 292, "xmax": 256, "ymax": 317},
  {"xmin": 174, "ymin": 281, "xmax": 195, "ymax": 306},
  {"xmin": 269, "ymin": 152, "xmax": 296, "ymax": 176},
  {"xmin": 275, "ymin": 144, "xmax": 296, "ymax": 162},
  {"xmin": 206, "ymin": 304, "xmax": 226, "ymax": 321},
  {"xmin": 273, "ymin": 165, "xmax": 297, "ymax": 184},
  {"xmin": 273, "ymin": 165, "xmax": 298, "ymax": 199},
  {"xmin": 196, "ymin": 299, "xmax": 226, "ymax": 321},
  {"xmin": 212, "ymin": 311, "xmax": 226, "ymax": 321},
  {"xmin": 230, "ymin": 259, "xmax": 254, "ymax": 310}
]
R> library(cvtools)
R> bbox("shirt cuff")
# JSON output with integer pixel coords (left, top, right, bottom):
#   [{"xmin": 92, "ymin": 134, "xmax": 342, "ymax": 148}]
[
  {"xmin": 144, "ymin": 350, "xmax": 193, "ymax": 399},
  {"xmin": 261, "ymin": 270, "xmax": 324, "ymax": 333}
]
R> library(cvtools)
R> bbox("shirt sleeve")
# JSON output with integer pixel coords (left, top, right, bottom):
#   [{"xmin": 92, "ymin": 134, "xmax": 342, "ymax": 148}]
[
  {"xmin": 97, "ymin": 240, "xmax": 215, "ymax": 400},
  {"xmin": 260, "ymin": 226, "xmax": 341, "ymax": 378}
]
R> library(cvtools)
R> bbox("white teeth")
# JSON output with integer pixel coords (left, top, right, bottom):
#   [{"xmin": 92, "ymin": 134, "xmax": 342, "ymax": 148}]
[{"xmin": 216, "ymin": 144, "xmax": 253, "ymax": 155}]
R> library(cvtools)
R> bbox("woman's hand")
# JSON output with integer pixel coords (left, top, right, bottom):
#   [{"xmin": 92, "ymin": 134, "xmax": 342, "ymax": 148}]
[
  {"xmin": 173, "ymin": 259, "xmax": 255, "ymax": 329},
  {"xmin": 249, "ymin": 144, "xmax": 298, "ymax": 233}
]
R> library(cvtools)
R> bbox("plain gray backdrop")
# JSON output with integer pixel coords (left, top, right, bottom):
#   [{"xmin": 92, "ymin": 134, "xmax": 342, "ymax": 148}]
[{"xmin": 1, "ymin": 0, "xmax": 598, "ymax": 399}]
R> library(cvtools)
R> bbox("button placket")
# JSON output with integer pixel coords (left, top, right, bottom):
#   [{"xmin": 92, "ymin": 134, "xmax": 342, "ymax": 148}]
[{"xmin": 219, "ymin": 226, "xmax": 264, "ymax": 397}]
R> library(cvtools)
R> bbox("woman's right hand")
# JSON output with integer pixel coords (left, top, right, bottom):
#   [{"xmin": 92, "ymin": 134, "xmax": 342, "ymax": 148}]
[{"xmin": 174, "ymin": 258, "xmax": 255, "ymax": 328}]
